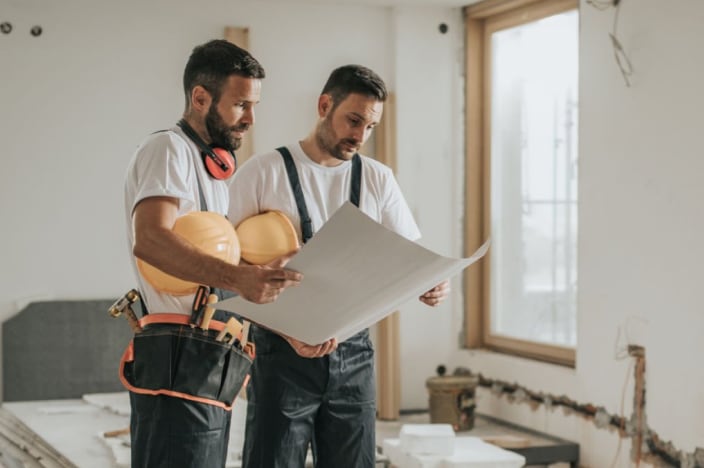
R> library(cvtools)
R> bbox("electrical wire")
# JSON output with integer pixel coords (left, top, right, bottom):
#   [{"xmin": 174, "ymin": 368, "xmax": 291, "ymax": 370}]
[
  {"xmin": 586, "ymin": 0, "xmax": 615, "ymax": 11},
  {"xmin": 586, "ymin": 0, "xmax": 634, "ymax": 87},
  {"xmin": 609, "ymin": 358, "xmax": 633, "ymax": 468},
  {"xmin": 610, "ymin": 1, "xmax": 633, "ymax": 86}
]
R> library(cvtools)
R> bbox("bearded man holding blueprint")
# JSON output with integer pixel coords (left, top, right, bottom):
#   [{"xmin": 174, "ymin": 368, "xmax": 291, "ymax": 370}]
[{"xmin": 225, "ymin": 65, "xmax": 454, "ymax": 468}]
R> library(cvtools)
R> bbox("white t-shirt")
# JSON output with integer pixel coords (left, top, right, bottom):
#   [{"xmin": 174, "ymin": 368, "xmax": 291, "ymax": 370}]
[
  {"xmin": 227, "ymin": 142, "xmax": 420, "ymax": 244},
  {"xmin": 124, "ymin": 125, "xmax": 230, "ymax": 315}
]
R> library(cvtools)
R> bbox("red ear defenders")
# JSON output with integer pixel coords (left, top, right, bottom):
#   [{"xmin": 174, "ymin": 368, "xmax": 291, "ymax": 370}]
[{"xmin": 177, "ymin": 119, "xmax": 237, "ymax": 180}]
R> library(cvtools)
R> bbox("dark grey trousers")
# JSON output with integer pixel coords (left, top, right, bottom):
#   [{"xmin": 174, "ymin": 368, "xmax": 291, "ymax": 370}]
[
  {"xmin": 129, "ymin": 392, "xmax": 232, "ymax": 468},
  {"xmin": 242, "ymin": 326, "xmax": 376, "ymax": 468}
]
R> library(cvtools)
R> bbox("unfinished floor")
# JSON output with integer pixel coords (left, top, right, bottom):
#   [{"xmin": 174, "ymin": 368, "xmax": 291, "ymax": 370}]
[{"xmin": 1, "ymin": 392, "xmax": 578, "ymax": 468}]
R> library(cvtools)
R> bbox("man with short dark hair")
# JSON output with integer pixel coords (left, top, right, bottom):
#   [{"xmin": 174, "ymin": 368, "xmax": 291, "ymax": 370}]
[
  {"xmin": 123, "ymin": 39, "xmax": 301, "ymax": 468},
  {"xmin": 228, "ymin": 64, "xmax": 450, "ymax": 468}
]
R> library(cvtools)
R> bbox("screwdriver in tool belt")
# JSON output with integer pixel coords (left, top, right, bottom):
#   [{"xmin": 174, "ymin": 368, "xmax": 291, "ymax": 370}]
[{"xmin": 190, "ymin": 285, "xmax": 210, "ymax": 327}]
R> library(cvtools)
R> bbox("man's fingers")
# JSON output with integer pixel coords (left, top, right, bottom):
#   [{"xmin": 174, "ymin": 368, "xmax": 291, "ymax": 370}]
[
  {"xmin": 422, "ymin": 280, "xmax": 450, "ymax": 298},
  {"xmin": 421, "ymin": 290, "xmax": 442, "ymax": 299},
  {"xmin": 266, "ymin": 249, "xmax": 300, "ymax": 268},
  {"xmin": 423, "ymin": 289, "xmax": 447, "ymax": 299},
  {"xmin": 319, "ymin": 341, "xmax": 333, "ymax": 356},
  {"xmin": 318, "ymin": 338, "xmax": 337, "ymax": 356},
  {"xmin": 420, "ymin": 281, "xmax": 450, "ymax": 307},
  {"xmin": 284, "ymin": 335, "xmax": 337, "ymax": 358},
  {"xmin": 266, "ymin": 268, "xmax": 303, "ymax": 284},
  {"xmin": 420, "ymin": 296, "xmax": 441, "ymax": 307},
  {"xmin": 305, "ymin": 345, "xmax": 325, "ymax": 358}
]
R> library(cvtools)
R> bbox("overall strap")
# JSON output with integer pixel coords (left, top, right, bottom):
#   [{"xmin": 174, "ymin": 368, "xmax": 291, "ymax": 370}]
[
  {"xmin": 277, "ymin": 146, "xmax": 313, "ymax": 243},
  {"xmin": 195, "ymin": 171, "xmax": 208, "ymax": 212},
  {"xmin": 189, "ymin": 159, "xmax": 239, "ymax": 317},
  {"xmin": 350, "ymin": 153, "xmax": 362, "ymax": 207},
  {"xmin": 276, "ymin": 146, "xmax": 362, "ymax": 244},
  {"xmin": 192, "ymin": 153, "xmax": 242, "ymax": 303}
]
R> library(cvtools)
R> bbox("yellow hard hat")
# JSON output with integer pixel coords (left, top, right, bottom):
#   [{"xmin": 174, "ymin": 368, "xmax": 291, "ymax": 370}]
[
  {"xmin": 137, "ymin": 211, "xmax": 240, "ymax": 295},
  {"xmin": 235, "ymin": 211, "xmax": 299, "ymax": 265}
]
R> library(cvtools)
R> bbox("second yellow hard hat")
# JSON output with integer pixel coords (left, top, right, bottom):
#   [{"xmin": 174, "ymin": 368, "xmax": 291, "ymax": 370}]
[{"xmin": 235, "ymin": 211, "xmax": 299, "ymax": 265}]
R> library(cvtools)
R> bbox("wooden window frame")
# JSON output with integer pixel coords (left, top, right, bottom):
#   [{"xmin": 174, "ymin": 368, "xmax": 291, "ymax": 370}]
[
  {"xmin": 373, "ymin": 94, "xmax": 402, "ymax": 420},
  {"xmin": 463, "ymin": 0, "xmax": 578, "ymax": 367}
]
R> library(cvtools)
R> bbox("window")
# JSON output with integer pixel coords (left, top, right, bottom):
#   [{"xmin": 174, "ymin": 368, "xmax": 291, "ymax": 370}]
[{"xmin": 464, "ymin": 0, "xmax": 579, "ymax": 366}]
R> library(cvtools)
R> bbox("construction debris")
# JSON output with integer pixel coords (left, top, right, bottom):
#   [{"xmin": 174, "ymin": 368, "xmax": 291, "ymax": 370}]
[{"xmin": 0, "ymin": 406, "xmax": 77, "ymax": 467}]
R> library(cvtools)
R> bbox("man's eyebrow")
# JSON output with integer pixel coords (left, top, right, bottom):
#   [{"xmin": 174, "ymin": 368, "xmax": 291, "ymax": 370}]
[{"xmin": 349, "ymin": 112, "xmax": 375, "ymax": 122}]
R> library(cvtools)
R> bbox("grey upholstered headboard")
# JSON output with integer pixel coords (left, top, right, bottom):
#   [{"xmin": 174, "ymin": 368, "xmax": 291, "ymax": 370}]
[{"xmin": 2, "ymin": 300, "xmax": 133, "ymax": 401}]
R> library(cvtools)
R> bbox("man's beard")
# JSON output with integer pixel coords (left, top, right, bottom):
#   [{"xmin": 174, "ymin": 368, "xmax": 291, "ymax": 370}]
[
  {"xmin": 205, "ymin": 104, "xmax": 247, "ymax": 151},
  {"xmin": 315, "ymin": 113, "xmax": 360, "ymax": 161}
]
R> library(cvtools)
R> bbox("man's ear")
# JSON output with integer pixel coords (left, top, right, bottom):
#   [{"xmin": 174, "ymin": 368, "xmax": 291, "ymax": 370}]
[
  {"xmin": 318, "ymin": 94, "xmax": 333, "ymax": 118},
  {"xmin": 190, "ymin": 85, "xmax": 212, "ymax": 114}
]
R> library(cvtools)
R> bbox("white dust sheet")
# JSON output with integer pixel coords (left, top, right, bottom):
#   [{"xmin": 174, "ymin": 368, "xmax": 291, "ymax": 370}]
[{"xmin": 217, "ymin": 202, "xmax": 489, "ymax": 344}]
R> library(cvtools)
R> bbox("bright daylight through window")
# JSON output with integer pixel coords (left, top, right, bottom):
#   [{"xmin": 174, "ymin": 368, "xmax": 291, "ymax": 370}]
[{"xmin": 489, "ymin": 9, "xmax": 579, "ymax": 348}]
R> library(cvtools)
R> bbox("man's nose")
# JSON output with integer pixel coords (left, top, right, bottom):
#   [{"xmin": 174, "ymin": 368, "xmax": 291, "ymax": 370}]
[
  {"xmin": 350, "ymin": 126, "xmax": 364, "ymax": 142},
  {"xmin": 242, "ymin": 107, "xmax": 255, "ymax": 126}
]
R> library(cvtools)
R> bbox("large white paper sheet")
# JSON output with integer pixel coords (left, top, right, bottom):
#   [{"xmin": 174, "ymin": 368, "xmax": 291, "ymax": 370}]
[{"xmin": 217, "ymin": 202, "xmax": 489, "ymax": 344}]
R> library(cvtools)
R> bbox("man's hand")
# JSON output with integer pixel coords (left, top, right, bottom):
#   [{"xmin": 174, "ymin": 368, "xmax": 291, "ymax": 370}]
[
  {"xmin": 419, "ymin": 280, "xmax": 450, "ymax": 307},
  {"xmin": 282, "ymin": 335, "xmax": 338, "ymax": 358},
  {"xmin": 234, "ymin": 251, "xmax": 302, "ymax": 304}
]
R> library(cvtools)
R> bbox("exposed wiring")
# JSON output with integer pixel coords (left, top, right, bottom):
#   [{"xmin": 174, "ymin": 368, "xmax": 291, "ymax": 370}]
[
  {"xmin": 610, "ymin": 1, "xmax": 633, "ymax": 87},
  {"xmin": 609, "ymin": 358, "xmax": 633, "ymax": 468},
  {"xmin": 587, "ymin": 0, "xmax": 634, "ymax": 87},
  {"xmin": 614, "ymin": 317, "xmax": 648, "ymax": 361},
  {"xmin": 470, "ymin": 345, "xmax": 703, "ymax": 467},
  {"xmin": 613, "ymin": 307, "xmax": 648, "ymax": 457},
  {"xmin": 631, "ymin": 346, "xmax": 646, "ymax": 466},
  {"xmin": 586, "ymin": 0, "xmax": 616, "ymax": 11}
]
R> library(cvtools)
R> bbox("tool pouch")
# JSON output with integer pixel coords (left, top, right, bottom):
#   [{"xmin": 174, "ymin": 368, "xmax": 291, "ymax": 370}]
[{"xmin": 119, "ymin": 323, "xmax": 253, "ymax": 411}]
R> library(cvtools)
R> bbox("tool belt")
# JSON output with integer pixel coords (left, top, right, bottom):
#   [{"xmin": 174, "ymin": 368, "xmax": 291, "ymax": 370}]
[{"xmin": 119, "ymin": 313, "xmax": 255, "ymax": 411}]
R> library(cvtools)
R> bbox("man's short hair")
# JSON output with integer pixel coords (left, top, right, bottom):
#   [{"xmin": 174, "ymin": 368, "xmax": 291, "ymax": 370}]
[
  {"xmin": 321, "ymin": 65, "xmax": 387, "ymax": 106},
  {"xmin": 183, "ymin": 39, "xmax": 265, "ymax": 106}
]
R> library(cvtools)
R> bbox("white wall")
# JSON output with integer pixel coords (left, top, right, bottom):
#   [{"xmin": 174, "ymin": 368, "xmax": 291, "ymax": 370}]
[
  {"xmin": 448, "ymin": 0, "xmax": 704, "ymax": 465},
  {"xmin": 392, "ymin": 6, "xmax": 468, "ymax": 408}
]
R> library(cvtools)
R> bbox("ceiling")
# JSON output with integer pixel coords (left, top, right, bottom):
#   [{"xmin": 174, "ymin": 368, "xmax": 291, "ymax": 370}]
[{"xmin": 262, "ymin": 0, "xmax": 480, "ymax": 8}]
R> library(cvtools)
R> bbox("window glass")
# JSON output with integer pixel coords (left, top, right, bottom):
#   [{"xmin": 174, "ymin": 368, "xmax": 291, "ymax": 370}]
[{"xmin": 489, "ymin": 10, "xmax": 579, "ymax": 347}]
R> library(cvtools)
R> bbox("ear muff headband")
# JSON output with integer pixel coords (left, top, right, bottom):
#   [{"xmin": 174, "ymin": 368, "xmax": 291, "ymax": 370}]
[
  {"xmin": 177, "ymin": 119, "xmax": 237, "ymax": 180},
  {"xmin": 204, "ymin": 147, "xmax": 236, "ymax": 180}
]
